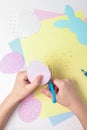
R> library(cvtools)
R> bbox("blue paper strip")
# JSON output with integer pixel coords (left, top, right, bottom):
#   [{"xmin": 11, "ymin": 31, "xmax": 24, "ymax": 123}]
[
  {"xmin": 9, "ymin": 38, "xmax": 24, "ymax": 56},
  {"xmin": 49, "ymin": 112, "xmax": 74, "ymax": 126}
]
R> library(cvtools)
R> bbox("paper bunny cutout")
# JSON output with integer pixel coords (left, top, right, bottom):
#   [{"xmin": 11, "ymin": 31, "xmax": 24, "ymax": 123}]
[{"xmin": 54, "ymin": 5, "xmax": 87, "ymax": 45}]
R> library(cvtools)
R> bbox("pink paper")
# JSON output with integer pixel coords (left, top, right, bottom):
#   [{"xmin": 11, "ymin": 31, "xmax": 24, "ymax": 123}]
[
  {"xmin": 85, "ymin": 18, "xmax": 87, "ymax": 22},
  {"xmin": 27, "ymin": 60, "xmax": 51, "ymax": 85},
  {"xmin": 0, "ymin": 52, "xmax": 24, "ymax": 73},
  {"xmin": 18, "ymin": 94, "xmax": 41, "ymax": 122},
  {"xmin": 34, "ymin": 9, "xmax": 63, "ymax": 21}
]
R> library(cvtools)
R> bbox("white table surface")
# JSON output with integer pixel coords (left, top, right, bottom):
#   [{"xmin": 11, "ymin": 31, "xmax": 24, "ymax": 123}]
[{"xmin": 0, "ymin": 0, "xmax": 86, "ymax": 129}]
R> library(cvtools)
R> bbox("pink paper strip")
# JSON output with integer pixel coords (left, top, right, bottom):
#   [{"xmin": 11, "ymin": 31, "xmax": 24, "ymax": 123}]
[
  {"xmin": 34, "ymin": 9, "xmax": 63, "ymax": 21},
  {"xmin": 85, "ymin": 18, "xmax": 87, "ymax": 22}
]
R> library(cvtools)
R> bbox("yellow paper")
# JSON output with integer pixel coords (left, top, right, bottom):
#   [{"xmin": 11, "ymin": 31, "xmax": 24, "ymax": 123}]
[{"xmin": 21, "ymin": 12, "xmax": 87, "ymax": 118}]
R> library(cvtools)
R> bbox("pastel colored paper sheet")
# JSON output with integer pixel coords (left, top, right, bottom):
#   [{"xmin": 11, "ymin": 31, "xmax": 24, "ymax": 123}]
[{"xmin": 21, "ymin": 12, "xmax": 87, "ymax": 118}]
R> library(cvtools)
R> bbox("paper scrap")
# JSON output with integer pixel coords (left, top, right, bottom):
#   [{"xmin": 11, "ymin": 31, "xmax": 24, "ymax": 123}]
[
  {"xmin": 18, "ymin": 10, "xmax": 40, "ymax": 38},
  {"xmin": 18, "ymin": 94, "xmax": 41, "ymax": 122},
  {"xmin": 49, "ymin": 112, "xmax": 74, "ymax": 126},
  {"xmin": 9, "ymin": 38, "xmax": 24, "ymax": 56},
  {"xmin": 0, "ymin": 52, "xmax": 24, "ymax": 74},
  {"xmin": 34, "ymin": 9, "xmax": 63, "ymax": 20}
]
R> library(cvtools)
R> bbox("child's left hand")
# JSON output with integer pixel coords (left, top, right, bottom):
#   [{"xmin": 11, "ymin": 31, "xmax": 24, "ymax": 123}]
[{"xmin": 11, "ymin": 71, "xmax": 42, "ymax": 102}]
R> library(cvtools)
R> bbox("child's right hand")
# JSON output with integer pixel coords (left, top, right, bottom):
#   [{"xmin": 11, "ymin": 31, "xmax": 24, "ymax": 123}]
[
  {"xmin": 41, "ymin": 78, "xmax": 87, "ymax": 130},
  {"xmin": 41, "ymin": 78, "xmax": 82, "ymax": 110}
]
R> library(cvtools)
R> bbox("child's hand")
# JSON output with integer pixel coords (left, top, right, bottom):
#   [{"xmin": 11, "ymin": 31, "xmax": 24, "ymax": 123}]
[
  {"xmin": 11, "ymin": 71, "xmax": 42, "ymax": 102},
  {"xmin": 41, "ymin": 78, "xmax": 81, "ymax": 110}
]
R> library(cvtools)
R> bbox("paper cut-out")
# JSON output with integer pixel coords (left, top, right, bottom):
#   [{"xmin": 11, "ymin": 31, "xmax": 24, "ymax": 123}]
[
  {"xmin": 18, "ymin": 10, "xmax": 40, "ymax": 38},
  {"xmin": 34, "ymin": 9, "xmax": 63, "ymax": 21},
  {"xmin": 55, "ymin": 5, "xmax": 87, "ymax": 45},
  {"xmin": 49, "ymin": 112, "xmax": 74, "ymax": 126},
  {"xmin": 9, "ymin": 38, "xmax": 24, "ymax": 56},
  {"xmin": 27, "ymin": 60, "xmax": 51, "ymax": 85},
  {"xmin": 0, "ymin": 52, "xmax": 24, "ymax": 74},
  {"xmin": 18, "ymin": 93, "xmax": 41, "ymax": 122}
]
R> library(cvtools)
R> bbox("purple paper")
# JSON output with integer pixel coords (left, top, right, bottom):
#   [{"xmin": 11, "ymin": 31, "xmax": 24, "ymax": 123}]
[
  {"xmin": 27, "ymin": 60, "xmax": 51, "ymax": 85},
  {"xmin": 0, "ymin": 52, "xmax": 24, "ymax": 74},
  {"xmin": 18, "ymin": 94, "xmax": 41, "ymax": 122}
]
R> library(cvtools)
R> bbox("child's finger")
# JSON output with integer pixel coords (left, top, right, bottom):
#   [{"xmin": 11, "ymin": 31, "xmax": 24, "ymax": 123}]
[
  {"xmin": 52, "ymin": 78, "xmax": 62, "ymax": 88},
  {"xmin": 17, "ymin": 71, "xmax": 28, "ymax": 80},
  {"xmin": 40, "ymin": 88, "xmax": 52, "ymax": 98},
  {"xmin": 32, "ymin": 75, "xmax": 43, "ymax": 87},
  {"xmin": 26, "ymin": 75, "xmax": 43, "ymax": 93}
]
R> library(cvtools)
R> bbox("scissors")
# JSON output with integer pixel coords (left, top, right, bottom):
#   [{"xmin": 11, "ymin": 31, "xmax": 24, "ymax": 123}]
[{"xmin": 48, "ymin": 67, "xmax": 57, "ymax": 103}]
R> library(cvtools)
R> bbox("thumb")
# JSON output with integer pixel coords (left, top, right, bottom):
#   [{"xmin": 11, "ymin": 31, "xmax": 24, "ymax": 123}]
[
  {"xmin": 52, "ymin": 78, "xmax": 62, "ymax": 89},
  {"xmin": 32, "ymin": 75, "xmax": 43, "ymax": 87},
  {"xmin": 26, "ymin": 75, "xmax": 43, "ymax": 92}
]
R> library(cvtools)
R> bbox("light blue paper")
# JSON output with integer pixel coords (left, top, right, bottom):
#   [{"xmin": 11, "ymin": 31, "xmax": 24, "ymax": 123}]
[
  {"xmin": 9, "ymin": 38, "xmax": 24, "ymax": 56},
  {"xmin": 54, "ymin": 5, "xmax": 87, "ymax": 45},
  {"xmin": 49, "ymin": 112, "xmax": 74, "ymax": 126}
]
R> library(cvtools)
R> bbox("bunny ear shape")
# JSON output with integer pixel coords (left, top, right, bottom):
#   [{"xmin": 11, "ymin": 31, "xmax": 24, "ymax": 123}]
[{"xmin": 65, "ymin": 5, "xmax": 75, "ymax": 20}]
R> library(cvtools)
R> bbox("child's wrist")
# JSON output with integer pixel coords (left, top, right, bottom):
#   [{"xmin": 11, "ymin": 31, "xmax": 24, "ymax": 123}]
[
  {"xmin": 69, "ymin": 99, "xmax": 84, "ymax": 113},
  {"xmin": 9, "ymin": 92, "xmax": 21, "ymax": 104}
]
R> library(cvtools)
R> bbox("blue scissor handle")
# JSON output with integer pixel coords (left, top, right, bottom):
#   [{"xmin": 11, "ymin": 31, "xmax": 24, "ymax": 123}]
[{"xmin": 48, "ymin": 81, "xmax": 57, "ymax": 103}]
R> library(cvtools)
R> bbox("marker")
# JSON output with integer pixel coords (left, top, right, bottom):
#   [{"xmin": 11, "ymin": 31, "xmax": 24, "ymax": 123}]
[
  {"xmin": 48, "ymin": 81, "xmax": 57, "ymax": 103},
  {"xmin": 81, "ymin": 69, "xmax": 87, "ymax": 76}
]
